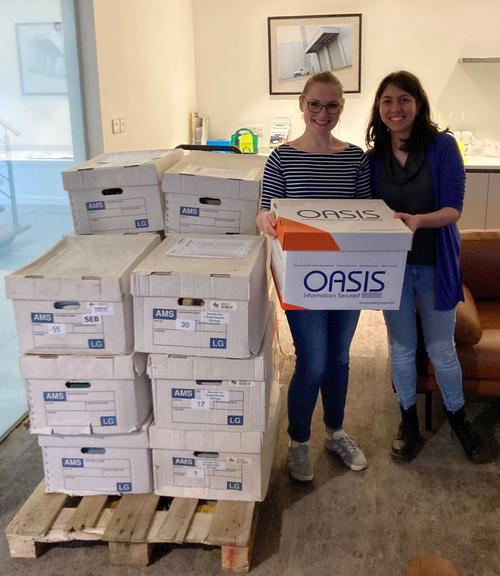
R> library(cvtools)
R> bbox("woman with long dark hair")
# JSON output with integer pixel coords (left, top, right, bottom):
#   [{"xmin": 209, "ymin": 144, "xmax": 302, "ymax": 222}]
[{"xmin": 366, "ymin": 70, "xmax": 487, "ymax": 462}]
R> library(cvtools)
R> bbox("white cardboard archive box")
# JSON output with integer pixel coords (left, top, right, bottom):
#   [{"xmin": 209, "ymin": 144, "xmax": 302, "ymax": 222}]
[
  {"xmin": 132, "ymin": 233, "xmax": 269, "ymax": 358},
  {"xmin": 162, "ymin": 151, "xmax": 265, "ymax": 235},
  {"xmin": 271, "ymin": 199, "xmax": 413, "ymax": 310},
  {"xmin": 20, "ymin": 353, "xmax": 152, "ymax": 435},
  {"xmin": 63, "ymin": 149, "xmax": 183, "ymax": 234},
  {"xmin": 38, "ymin": 420, "xmax": 153, "ymax": 495},
  {"xmin": 149, "ymin": 379, "xmax": 280, "ymax": 502},
  {"xmin": 5, "ymin": 233, "xmax": 160, "ymax": 354},
  {"xmin": 148, "ymin": 310, "xmax": 274, "ymax": 432}
]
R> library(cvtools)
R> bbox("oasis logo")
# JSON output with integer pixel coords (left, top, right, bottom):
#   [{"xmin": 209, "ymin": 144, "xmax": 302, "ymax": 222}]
[
  {"xmin": 86, "ymin": 201, "xmax": 105, "ymax": 211},
  {"xmin": 180, "ymin": 206, "xmax": 199, "ymax": 216},
  {"xmin": 31, "ymin": 312, "xmax": 53, "ymax": 323},
  {"xmin": 172, "ymin": 388, "xmax": 195, "ymax": 399},
  {"xmin": 62, "ymin": 458, "xmax": 84, "ymax": 468},
  {"xmin": 304, "ymin": 270, "xmax": 386, "ymax": 293},
  {"xmin": 297, "ymin": 209, "xmax": 380, "ymax": 220},
  {"xmin": 44, "ymin": 391, "xmax": 66, "ymax": 402},
  {"xmin": 153, "ymin": 308, "xmax": 177, "ymax": 320},
  {"xmin": 173, "ymin": 457, "xmax": 195, "ymax": 466}
]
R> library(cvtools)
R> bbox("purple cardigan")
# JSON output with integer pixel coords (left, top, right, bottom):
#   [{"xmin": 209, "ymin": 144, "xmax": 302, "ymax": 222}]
[{"xmin": 369, "ymin": 132, "xmax": 465, "ymax": 311}]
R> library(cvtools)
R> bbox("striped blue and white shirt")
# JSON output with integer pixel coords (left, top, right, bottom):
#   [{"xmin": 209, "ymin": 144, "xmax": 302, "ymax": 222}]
[{"xmin": 260, "ymin": 143, "xmax": 372, "ymax": 210}]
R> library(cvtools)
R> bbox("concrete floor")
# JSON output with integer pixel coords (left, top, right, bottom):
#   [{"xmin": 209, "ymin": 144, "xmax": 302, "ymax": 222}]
[{"xmin": 0, "ymin": 312, "xmax": 499, "ymax": 575}]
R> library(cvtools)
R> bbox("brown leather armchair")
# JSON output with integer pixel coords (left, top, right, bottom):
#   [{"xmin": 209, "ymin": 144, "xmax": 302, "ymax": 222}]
[{"xmin": 418, "ymin": 229, "xmax": 500, "ymax": 429}]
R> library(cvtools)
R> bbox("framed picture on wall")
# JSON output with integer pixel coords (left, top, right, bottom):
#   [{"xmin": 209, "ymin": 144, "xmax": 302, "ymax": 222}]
[
  {"xmin": 15, "ymin": 22, "xmax": 68, "ymax": 96},
  {"xmin": 268, "ymin": 13, "xmax": 362, "ymax": 95}
]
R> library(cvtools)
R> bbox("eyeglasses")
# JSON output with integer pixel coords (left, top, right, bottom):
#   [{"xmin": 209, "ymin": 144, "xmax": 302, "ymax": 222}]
[{"xmin": 305, "ymin": 100, "xmax": 343, "ymax": 114}]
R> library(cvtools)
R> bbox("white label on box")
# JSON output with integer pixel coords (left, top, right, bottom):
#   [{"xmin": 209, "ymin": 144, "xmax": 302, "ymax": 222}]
[
  {"xmin": 86, "ymin": 197, "xmax": 149, "ymax": 232},
  {"xmin": 230, "ymin": 380, "xmax": 255, "ymax": 387},
  {"xmin": 48, "ymin": 323, "xmax": 66, "ymax": 335},
  {"xmin": 62, "ymin": 456, "xmax": 132, "ymax": 493},
  {"xmin": 44, "ymin": 390, "xmax": 118, "ymax": 428},
  {"xmin": 200, "ymin": 311, "xmax": 228, "ymax": 325},
  {"xmin": 227, "ymin": 456, "xmax": 250, "ymax": 465},
  {"xmin": 180, "ymin": 164, "xmax": 259, "ymax": 181},
  {"xmin": 31, "ymin": 311, "xmax": 105, "ymax": 349},
  {"xmin": 81, "ymin": 314, "xmax": 102, "ymax": 325},
  {"xmin": 165, "ymin": 237, "xmax": 253, "ymax": 259},
  {"xmin": 172, "ymin": 389, "xmax": 244, "ymax": 425},
  {"xmin": 201, "ymin": 389, "xmax": 230, "ymax": 403},
  {"xmin": 88, "ymin": 302, "xmax": 114, "ymax": 316},
  {"xmin": 173, "ymin": 456, "xmax": 240, "ymax": 489},
  {"xmin": 175, "ymin": 317, "xmax": 196, "ymax": 331},
  {"xmin": 191, "ymin": 397, "xmax": 209, "ymax": 410},
  {"xmin": 179, "ymin": 206, "xmax": 241, "ymax": 234},
  {"xmin": 186, "ymin": 467, "xmax": 205, "ymax": 479},
  {"xmin": 153, "ymin": 308, "xmax": 228, "ymax": 351},
  {"xmin": 210, "ymin": 301, "xmax": 237, "ymax": 311}
]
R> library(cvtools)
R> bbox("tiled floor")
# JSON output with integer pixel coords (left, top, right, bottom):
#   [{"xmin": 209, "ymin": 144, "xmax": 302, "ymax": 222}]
[{"xmin": 0, "ymin": 203, "xmax": 73, "ymax": 439}]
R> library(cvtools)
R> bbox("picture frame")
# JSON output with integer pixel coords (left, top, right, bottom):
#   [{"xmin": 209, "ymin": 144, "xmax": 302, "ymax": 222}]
[
  {"xmin": 15, "ymin": 22, "xmax": 67, "ymax": 96},
  {"xmin": 267, "ymin": 14, "xmax": 362, "ymax": 95}
]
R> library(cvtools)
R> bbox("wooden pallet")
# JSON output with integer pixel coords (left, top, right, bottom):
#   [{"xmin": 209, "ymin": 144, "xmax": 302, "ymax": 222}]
[{"xmin": 6, "ymin": 481, "xmax": 258, "ymax": 571}]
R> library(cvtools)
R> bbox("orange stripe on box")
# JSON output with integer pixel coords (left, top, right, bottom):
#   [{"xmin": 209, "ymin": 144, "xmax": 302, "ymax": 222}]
[
  {"xmin": 276, "ymin": 217, "xmax": 340, "ymax": 251},
  {"xmin": 271, "ymin": 268, "xmax": 308, "ymax": 311}
]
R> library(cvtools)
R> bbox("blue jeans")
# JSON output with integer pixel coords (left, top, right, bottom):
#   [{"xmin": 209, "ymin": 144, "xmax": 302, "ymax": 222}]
[
  {"xmin": 384, "ymin": 264, "xmax": 465, "ymax": 412},
  {"xmin": 285, "ymin": 309, "xmax": 360, "ymax": 442}
]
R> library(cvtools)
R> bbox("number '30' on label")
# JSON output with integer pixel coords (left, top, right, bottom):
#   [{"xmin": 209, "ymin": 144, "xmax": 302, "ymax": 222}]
[{"xmin": 176, "ymin": 318, "xmax": 196, "ymax": 331}]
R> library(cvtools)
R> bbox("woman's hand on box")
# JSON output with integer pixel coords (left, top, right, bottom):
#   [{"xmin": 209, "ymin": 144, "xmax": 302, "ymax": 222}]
[{"xmin": 256, "ymin": 210, "xmax": 278, "ymax": 238}]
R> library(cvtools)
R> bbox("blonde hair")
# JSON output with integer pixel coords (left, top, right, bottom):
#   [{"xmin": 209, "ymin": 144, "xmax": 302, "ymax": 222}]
[{"xmin": 300, "ymin": 71, "xmax": 344, "ymax": 101}]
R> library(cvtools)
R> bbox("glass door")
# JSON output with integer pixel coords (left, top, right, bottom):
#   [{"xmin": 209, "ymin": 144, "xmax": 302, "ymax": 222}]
[{"xmin": 0, "ymin": 0, "xmax": 86, "ymax": 439}]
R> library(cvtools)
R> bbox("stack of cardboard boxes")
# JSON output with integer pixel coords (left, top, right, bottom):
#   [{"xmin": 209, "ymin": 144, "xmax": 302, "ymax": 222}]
[
  {"xmin": 5, "ymin": 233, "xmax": 160, "ymax": 495},
  {"xmin": 6, "ymin": 148, "xmax": 279, "ymax": 502},
  {"xmin": 132, "ymin": 232, "xmax": 278, "ymax": 501}
]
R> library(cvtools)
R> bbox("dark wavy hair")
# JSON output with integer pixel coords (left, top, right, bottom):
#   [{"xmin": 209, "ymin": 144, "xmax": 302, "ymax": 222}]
[{"xmin": 365, "ymin": 70, "xmax": 442, "ymax": 156}]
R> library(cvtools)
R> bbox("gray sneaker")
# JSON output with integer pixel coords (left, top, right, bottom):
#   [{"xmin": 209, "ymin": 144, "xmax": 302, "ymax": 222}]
[
  {"xmin": 325, "ymin": 430, "xmax": 367, "ymax": 471},
  {"xmin": 288, "ymin": 442, "xmax": 314, "ymax": 481}
]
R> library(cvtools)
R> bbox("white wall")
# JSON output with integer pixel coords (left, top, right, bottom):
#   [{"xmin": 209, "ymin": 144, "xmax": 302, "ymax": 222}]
[
  {"xmin": 192, "ymin": 0, "xmax": 500, "ymax": 147},
  {"xmin": 92, "ymin": 0, "xmax": 196, "ymax": 152}
]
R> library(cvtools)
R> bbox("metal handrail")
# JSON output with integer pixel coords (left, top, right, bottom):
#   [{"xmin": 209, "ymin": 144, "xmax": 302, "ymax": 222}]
[{"xmin": 0, "ymin": 117, "xmax": 20, "ymax": 137}]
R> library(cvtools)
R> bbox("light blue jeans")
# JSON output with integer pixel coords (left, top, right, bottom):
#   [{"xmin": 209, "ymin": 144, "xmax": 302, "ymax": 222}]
[
  {"xmin": 285, "ymin": 309, "xmax": 360, "ymax": 442},
  {"xmin": 384, "ymin": 264, "xmax": 465, "ymax": 412}
]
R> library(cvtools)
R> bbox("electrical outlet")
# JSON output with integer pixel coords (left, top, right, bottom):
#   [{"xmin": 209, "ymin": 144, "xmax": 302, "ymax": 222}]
[
  {"xmin": 119, "ymin": 117, "xmax": 126, "ymax": 133},
  {"xmin": 111, "ymin": 118, "xmax": 121, "ymax": 134}
]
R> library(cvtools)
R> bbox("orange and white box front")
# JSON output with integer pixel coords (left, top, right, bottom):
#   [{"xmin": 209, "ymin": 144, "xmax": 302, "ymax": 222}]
[{"xmin": 270, "ymin": 199, "xmax": 413, "ymax": 310}]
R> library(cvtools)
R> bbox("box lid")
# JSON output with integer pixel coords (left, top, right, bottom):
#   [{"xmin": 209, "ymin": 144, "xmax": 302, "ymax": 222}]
[
  {"xmin": 148, "ymin": 380, "xmax": 279, "ymax": 453},
  {"xmin": 20, "ymin": 352, "xmax": 147, "ymax": 380},
  {"xmin": 162, "ymin": 151, "xmax": 265, "ymax": 198},
  {"xmin": 131, "ymin": 233, "xmax": 265, "ymax": 299},
  {"xmin": 5, "ymin": 233, "xmax": 161, "ymax": 301},
  {"xmin": 272, "ymin": 199, "xmax": 413, "ymax": 252},
  {"xmin": 147, "ymin": 309, "xmax": 274, "ymax": 381},
  {"xmin": 62, "ymin": 149, "xmax": 183, "ymax": 191},
  {"xmin": 38, "ymin": 417, "xmax": 152, "ymax": 447}
]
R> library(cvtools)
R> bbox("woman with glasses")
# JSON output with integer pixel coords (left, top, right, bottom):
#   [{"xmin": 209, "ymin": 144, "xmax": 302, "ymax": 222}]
[
  {"xmin": 256, "ymin": 71, "xmax": 371, "ymax": 481},
  {"xmin": 366, "ymin": 70, "xmax": 487, "ymax": 463}
]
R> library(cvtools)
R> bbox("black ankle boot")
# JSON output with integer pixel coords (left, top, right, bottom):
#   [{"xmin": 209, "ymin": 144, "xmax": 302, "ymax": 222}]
[
  {"xmin": 446, "ymin": 407, "xmax": 488, "ymax": 463},
  {"xmin": 391, "ymin": 404, "xmax": 422, "ymax": 461}
]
